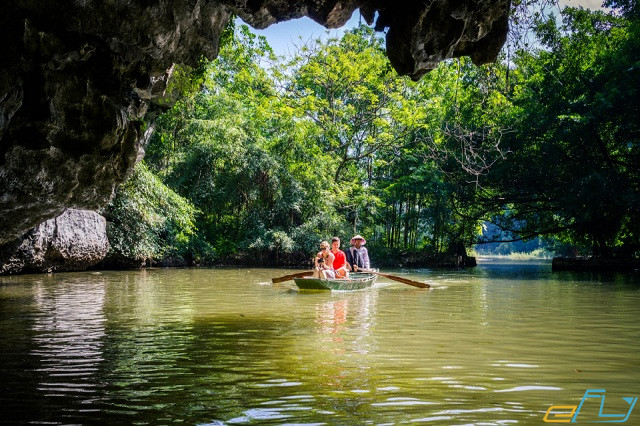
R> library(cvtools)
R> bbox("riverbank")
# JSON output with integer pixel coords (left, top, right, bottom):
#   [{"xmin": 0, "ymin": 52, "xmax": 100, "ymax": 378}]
[{"xmin": 98, "ymin": 249, "xmax": 477, "ymax": 271}]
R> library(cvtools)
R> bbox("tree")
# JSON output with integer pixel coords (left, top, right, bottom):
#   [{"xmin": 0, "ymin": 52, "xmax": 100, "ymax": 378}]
[
  {"xmin": 142, "ymin": 24, "xmax": 351, "ymax": 263},
  {"xmin": 483, "ymin": 6, "xmax": 640, "ymax": 257},
  {"xmin": 285, "ymin": 26, "xmax": 414, "ymax": 184},
  {"xmin": 104, "ymin": 162, "xmax": 196, "ymax": 265}
]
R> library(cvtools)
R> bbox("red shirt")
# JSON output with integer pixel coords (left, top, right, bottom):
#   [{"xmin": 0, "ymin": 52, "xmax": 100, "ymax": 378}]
[{"xmin": 332, "ymin": 250, "xmax": 346, "ymax": 269}]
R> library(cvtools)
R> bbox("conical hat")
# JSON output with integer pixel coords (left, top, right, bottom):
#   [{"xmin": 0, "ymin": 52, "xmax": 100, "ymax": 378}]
[{"xmin": 350, "ymin": 235, "xmax": 366, "ymax": 245}]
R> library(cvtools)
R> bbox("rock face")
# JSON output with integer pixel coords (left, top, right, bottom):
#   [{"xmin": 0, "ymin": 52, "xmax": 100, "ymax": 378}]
[
  {"xmin": 232, "ymin": 0, "xmax": 510, "ymax": 79},
  {"xmin": 1, "ymin": 0, "xmax": 511, "ymax": 245},
  {"xmin": 0, "ymin": 209, "xmax": 109, "ymax": 274}
]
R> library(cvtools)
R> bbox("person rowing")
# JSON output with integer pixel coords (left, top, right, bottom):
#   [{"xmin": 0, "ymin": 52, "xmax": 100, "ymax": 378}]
[{"xmin": 346, "ymin": 234, "xmax": 370, "ymax": 272}]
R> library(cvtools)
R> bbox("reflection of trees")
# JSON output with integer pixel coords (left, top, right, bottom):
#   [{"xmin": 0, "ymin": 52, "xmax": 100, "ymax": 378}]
[
  {"xmin": 31, "ymin": 276, "xmax": 107, "ymax": 421},
  {"xmin": 96, "ymin": 270, "xmax": 306, "ymax": 423}
]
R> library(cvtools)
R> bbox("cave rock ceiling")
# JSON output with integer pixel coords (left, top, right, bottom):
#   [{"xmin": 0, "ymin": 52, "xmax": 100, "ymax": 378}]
[{"xmin": 0, "ymin": 0, "xmax": 510, "ymax": 244}]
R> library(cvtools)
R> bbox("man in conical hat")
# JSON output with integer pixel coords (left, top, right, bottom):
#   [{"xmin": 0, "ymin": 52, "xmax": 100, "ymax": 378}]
[{"xmin": 346, "ymin": 234, "xmax": 370, "ymax": 271}]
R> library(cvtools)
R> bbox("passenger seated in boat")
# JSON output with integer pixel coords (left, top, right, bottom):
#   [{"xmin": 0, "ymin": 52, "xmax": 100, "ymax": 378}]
[
  {"xmin": 330, "ymin": 237, "xmax": 350, "ymax": 279},
  {"xmin": 313, "ymin": 241, "xmax": 336, "ymax": 279}
]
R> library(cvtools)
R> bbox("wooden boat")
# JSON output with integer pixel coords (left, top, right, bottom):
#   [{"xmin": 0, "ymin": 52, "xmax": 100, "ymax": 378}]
[{"xmin": 293, "ymin": 271, "xmax": 377, "ymax": 291}]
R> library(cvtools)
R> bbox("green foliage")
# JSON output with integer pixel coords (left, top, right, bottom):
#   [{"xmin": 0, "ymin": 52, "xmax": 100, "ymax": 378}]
[
  {"xmin": 109, "ymin": 8, "xmax": 640, "ymax": 265},
  {"xmin": 483, "ymin": 6, "xmax": 640, "ymax": 257},
  {"xmin": 286, "ymin": 27, "xmax": 403, "ymax": 183},
  {"xmin": 143, "ymin": 24, "xmax": 348, "ymax": 262},
  {"xmin": 281, "ymin": 26, "xmax": 503, "ymax": 254},
  {"xmin": 104, "ymin": 162, "xmax": 196, "ymax": 264}
]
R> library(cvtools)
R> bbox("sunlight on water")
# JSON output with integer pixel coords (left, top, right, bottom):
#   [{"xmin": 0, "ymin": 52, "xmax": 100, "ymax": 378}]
[{"xmin": 1, "ymin": 263, "xmax": 639, "ymax": 424}]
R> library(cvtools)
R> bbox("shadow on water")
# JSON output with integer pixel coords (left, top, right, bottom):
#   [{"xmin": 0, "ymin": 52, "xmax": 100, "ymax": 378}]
[
  {"xmin": 0, "ymin": 273, "xmax": 303, "ymax": 424},
  {"xmin": 1, "ymin": 312, "xmax": 301, "ymax": 423},
  {"xmin": 551, "ymin": 269, "xmax": 640, "ymax": 287},
  {"xmin": 0, "ymin": 271, "xmax": 384, "ymax": 424}
]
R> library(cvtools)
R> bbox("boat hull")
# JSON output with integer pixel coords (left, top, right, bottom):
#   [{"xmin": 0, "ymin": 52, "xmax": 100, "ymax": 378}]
[{"xmin": 293, "ymin": 273, "xmax": 377, "ymax": 291}]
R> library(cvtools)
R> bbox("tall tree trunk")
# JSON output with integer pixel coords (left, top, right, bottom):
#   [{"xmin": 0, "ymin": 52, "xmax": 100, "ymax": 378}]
[
  {"xmin": 396, "ymin": 201, "xmax": 403, "ymax": 249},
  {"xmin": 403, "ymin": 198, "xmax": 410, "ymax": 249}
]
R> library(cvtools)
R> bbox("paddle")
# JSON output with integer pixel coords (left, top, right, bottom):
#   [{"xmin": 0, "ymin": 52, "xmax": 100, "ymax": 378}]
[
  {"xmin": 272, "ymin": 270, "xmax": 314, "ymax": 284},
  {"xmin": 358, "ymin": 269, "xmax": 430, "ymax": 289}
]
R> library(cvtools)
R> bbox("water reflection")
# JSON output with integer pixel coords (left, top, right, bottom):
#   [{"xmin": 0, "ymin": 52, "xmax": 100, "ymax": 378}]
[
  {"xmin": 314, "ymin": 290, "xmax": 377, "ymax": 346},
  {"xmin": 29, "ymin": 276, "xmax": 107, "ymax": 421},
  {"xmin": 316, "ymin": 299, "xmax": 348, "ymax": 337},
  {"xmin": 312, "ymin": 289, "xmax": 378, "ymax": 392},
  {"xmin": 0, "ymin": 265, "xmax": 639, "ymax": 424},
  {"xmin": 33, "ymin": 279, "xmax": 105, "ymax": 373}
]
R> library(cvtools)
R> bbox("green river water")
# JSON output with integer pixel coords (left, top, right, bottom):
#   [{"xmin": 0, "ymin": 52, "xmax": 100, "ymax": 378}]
[{"xmin": 1, "ymin": 262, "xmax": 639, "ymax": 424}]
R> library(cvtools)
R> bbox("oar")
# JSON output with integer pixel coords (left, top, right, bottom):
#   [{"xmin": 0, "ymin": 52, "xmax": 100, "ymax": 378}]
[
  {"xmin": 272, "ymin": 270, "xmax": 314, "ymax": 284},
  {"xmin": 359, "ymin": 269, "xmax": 430, "ymax": 289}
]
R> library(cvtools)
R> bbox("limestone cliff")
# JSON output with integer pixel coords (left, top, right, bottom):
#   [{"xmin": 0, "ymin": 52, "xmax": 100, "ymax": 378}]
[
  {"xmin": 0, "ymin": 209, "xmax": 109, "ymax": 274},
  {"xmin": 0, "ymin": 0, "xmax": 510, "ymax": 245}
]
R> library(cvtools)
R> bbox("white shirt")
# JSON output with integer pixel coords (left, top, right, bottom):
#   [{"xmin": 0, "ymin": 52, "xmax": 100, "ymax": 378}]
[{"xmin": 351, "ymin": 246, "xmax": 370, "ymax": 269}]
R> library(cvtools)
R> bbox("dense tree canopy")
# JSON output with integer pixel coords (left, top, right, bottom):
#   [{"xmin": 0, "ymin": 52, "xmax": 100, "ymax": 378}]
[
  {"xmin": 105, "ymin": 3, "xmax": 640, "ymax": 266},
  {"xmin": 481, "ymin": 5, "xmax": 640, "ymax": 257}
]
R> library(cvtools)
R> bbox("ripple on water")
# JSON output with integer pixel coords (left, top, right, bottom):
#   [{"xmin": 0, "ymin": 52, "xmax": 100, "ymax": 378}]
[
  {"xmin": 371, "ymin": 397, "xmax": 437, "ymax": 407},
  {"xmin": 226, "ymin": 404, "xmax": 317, "ymax": 424},
  {"xmin": 494, "ymin": 386, "xmax": 563, "ymax": 393},
  {"xmin": 410, "ymin": 415, "xmax": 453, "ymax": 422},
  {"xmin": 2, "ymin": 267, "xmax": 639, "ymax": 424},
  {"xmin": 254, "ymin": 379, "xmax": 304, "ymax": 388},
  {"xmin": 491, "ymin": 361, "xmax": 540, "ymax": 368}
]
